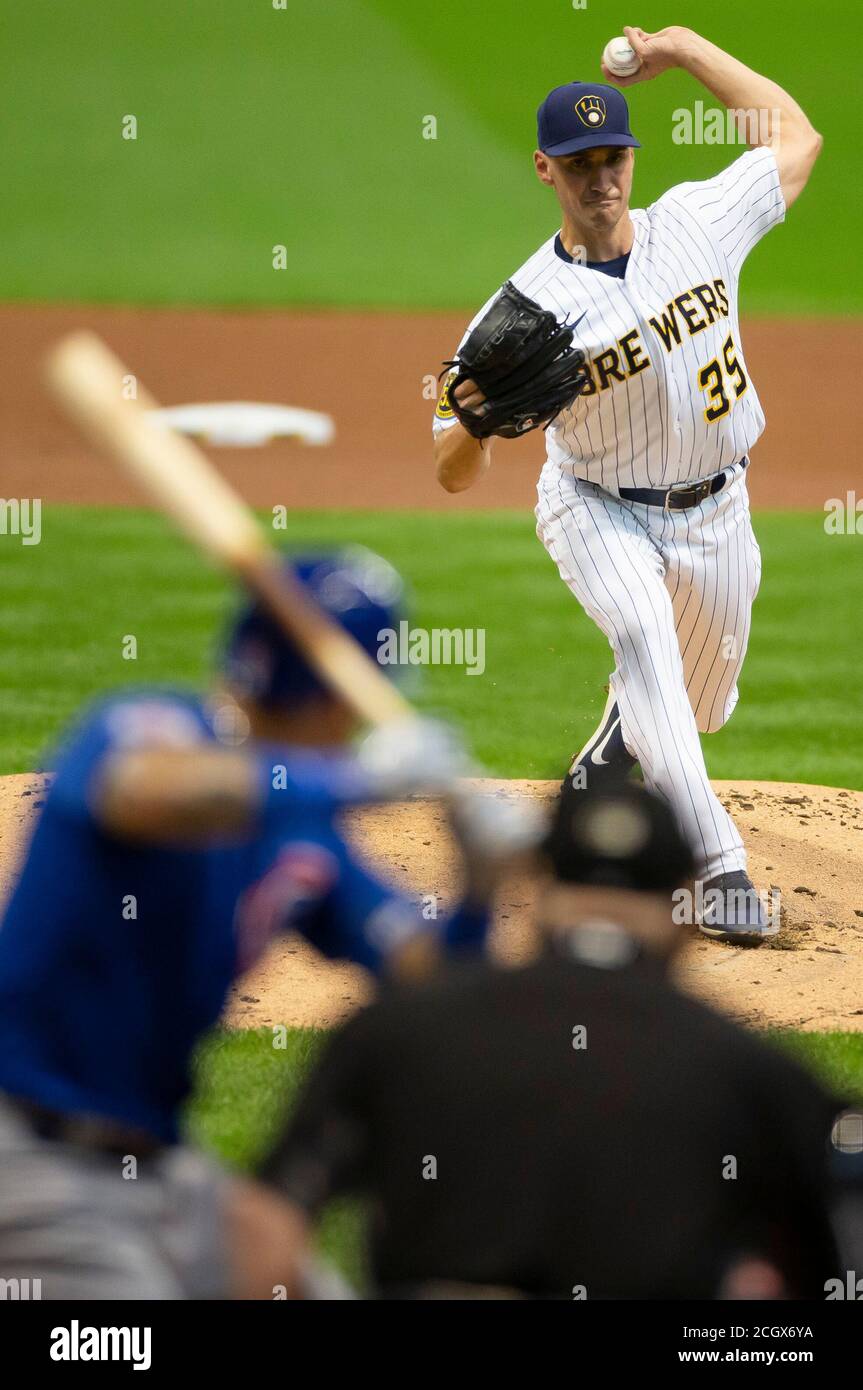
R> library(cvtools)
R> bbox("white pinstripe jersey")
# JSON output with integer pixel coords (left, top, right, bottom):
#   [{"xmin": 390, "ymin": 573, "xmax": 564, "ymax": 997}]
[{"xmin": 434, "ymin": 147, "xmax": 785, "ymax": 491}]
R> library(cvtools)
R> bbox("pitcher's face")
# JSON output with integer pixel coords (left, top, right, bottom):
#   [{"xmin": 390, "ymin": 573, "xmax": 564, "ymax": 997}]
[{"xmin": 535, "ymin": 146, "xmax": 634, "ymax": 237}]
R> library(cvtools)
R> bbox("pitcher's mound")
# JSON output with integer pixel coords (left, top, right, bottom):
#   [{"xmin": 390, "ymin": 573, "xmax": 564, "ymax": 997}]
[{"xmin": 1, "ymin": 775, "xmax": 861, "ymax": 1032}]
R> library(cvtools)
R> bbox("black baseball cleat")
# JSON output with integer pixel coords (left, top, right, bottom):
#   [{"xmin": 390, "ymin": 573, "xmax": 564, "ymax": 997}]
[
  {"xmin": 561, "ymin": 691, "xmax": 638, "ymax": 797},
  {"xmin": 696, "ymin": 871, "xmax": 779, "ymax": 944}
]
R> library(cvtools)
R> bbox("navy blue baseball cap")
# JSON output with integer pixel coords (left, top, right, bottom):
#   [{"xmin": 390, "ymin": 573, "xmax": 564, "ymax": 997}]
[
  {"xmin": 222, "ymin": 548, "xmax": 405, "ymax": 709},
  {"xmin": 537, "ymin": 81, "xmax": 641, "ymax": 156},
  {"xmin": 544, "ymin": 781, "xmax": 694, "ymax": 892}
]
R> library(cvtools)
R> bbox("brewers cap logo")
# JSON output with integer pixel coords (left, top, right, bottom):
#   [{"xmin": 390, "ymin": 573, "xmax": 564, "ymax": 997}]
[
  {"xmin": 435, "ymin": 368, "xmax": 457, "ymax": 421},
  {"xmin": 575, "ymin": 95, "xmax": 606, "ymax": 128}
]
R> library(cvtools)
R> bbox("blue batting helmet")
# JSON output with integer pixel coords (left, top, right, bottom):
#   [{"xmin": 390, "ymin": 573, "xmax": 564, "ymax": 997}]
[{"xmin": 221, "ymin": 548, "xmax": 405, "ymax": 709}]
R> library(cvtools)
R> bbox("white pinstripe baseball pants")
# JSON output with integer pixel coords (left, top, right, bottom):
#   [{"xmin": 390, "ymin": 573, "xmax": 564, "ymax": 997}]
[{"xmin": 536, "ymin": 461, "xmax": 761, "ymax": 880}]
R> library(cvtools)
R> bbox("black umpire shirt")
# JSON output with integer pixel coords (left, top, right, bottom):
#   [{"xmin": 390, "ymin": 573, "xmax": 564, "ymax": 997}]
[{"xmin": 265, "ymin": 933, "xmax": 841, "ymax": 1298}]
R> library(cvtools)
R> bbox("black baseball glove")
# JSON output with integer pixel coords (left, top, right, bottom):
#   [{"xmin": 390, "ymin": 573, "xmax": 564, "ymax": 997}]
[{"xmin": 442, "ymin": 281, "xmax": 590, "ymax": 440}]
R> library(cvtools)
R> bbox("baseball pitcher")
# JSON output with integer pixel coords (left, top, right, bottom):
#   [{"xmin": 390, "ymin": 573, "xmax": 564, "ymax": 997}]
[{"xmin": 433, "ymin": 25, "xmax": 822, "ymax": 942}]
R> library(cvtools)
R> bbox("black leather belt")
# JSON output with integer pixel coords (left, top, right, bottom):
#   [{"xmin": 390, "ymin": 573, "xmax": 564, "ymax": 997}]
[
  {"xmin": 9, "ymin": 1096, "xmax": 164, "ymax": 1159},
  {"xmin": 617, "ymin": 459, "xmax": 747, "ymax": 510}
]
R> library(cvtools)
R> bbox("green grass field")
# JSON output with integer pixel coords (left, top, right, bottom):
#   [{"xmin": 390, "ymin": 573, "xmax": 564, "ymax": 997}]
[
  {"xmin": 1, "ymin": 505, "xmax": 860, "ymax": 788},
  {"xmin": 1, "ymin": 0, "xmax": 860, "ymax": 311},
  {"xmin": 185, "ymin": 1025, "xmax": 863, "ymax": 1281}
]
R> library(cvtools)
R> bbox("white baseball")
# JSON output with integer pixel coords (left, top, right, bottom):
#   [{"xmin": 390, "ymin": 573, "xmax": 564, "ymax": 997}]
[{"xmin": 602, "ymin": 36, "xmax": 641, "ymax": 78}]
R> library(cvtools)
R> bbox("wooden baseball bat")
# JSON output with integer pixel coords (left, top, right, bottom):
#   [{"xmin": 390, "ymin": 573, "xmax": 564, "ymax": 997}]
[{"xmin": 44, "ymin": 331, "xmax": 410, "ymax": 726}]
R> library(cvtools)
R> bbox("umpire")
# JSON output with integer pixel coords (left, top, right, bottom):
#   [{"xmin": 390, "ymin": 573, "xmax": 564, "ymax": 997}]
[{"xmin": 264, "ymin": 781, "xmax": 842, "ymax": 1299}]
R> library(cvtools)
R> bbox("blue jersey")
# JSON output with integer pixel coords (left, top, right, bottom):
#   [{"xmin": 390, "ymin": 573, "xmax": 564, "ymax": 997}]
[{"xmin": 0, "ymin": 691, "xmax": 484, "ymax": 1142}]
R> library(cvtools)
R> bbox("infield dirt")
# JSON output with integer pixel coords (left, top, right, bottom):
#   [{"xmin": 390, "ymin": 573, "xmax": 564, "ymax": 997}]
[
  {"xmin": 1, "ymin": 774, "xmax": 861, "ymax": 1033},
  {"xmin": 2, "ymin": 303, "xmax": 860, "ymax": 511}
]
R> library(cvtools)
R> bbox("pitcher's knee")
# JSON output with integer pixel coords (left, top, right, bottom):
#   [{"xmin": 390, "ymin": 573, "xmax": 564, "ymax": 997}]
[{"xmin": 626, "ymin": 614, "xmax": 673, "ymax": 664}]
